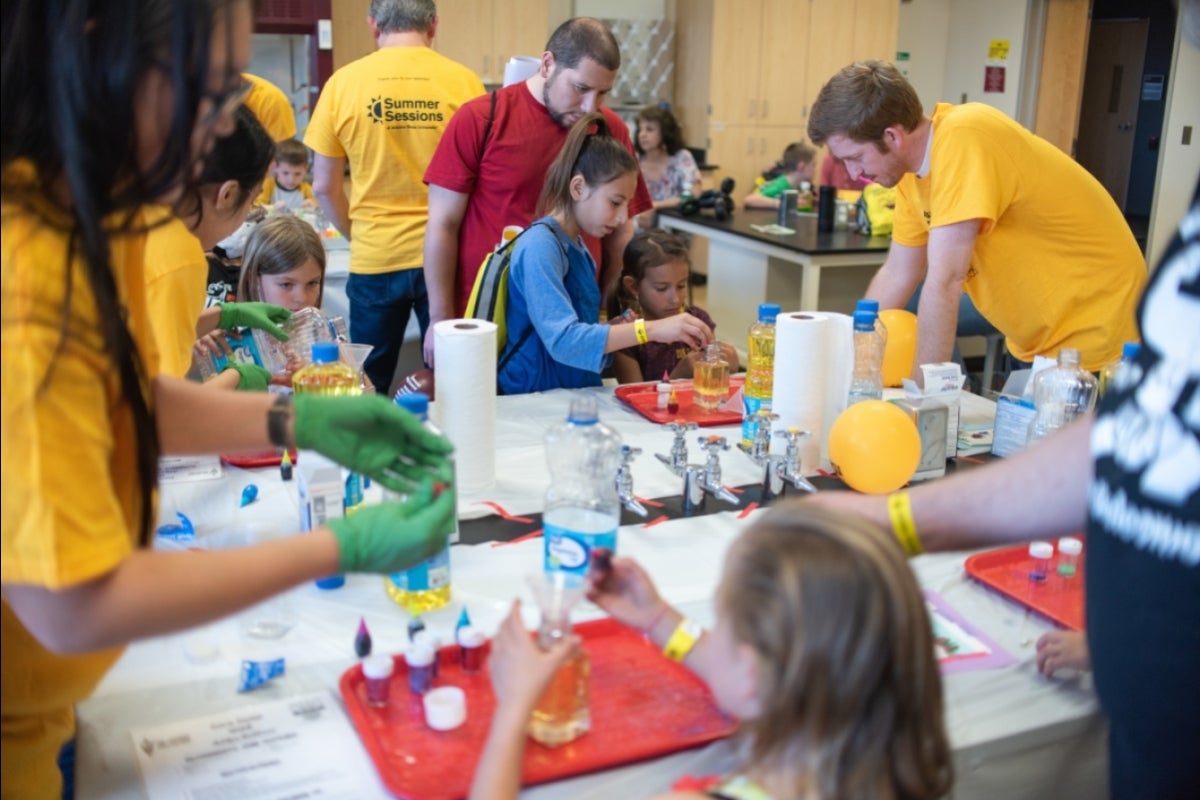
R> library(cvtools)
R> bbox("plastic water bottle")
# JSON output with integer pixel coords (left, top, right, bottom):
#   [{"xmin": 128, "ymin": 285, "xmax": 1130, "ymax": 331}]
[
  {"xmin": 1027, "ymin": 348, "xmax": 1099, "ymax": 443},
  {"xmin": 1098, "ymin": 341, "xmax": 1141, "ymax": 398},
  {"xmin": 543, "ymin": 396, "xmax": 622, "ymax": 576},
  {"xmin": 742, "ymin": 303, "xmax": 780, "ymax": 447},
  {"xmin": 855, "ymin": 298, "xmax": 889, "ymax": 354},
  {"xmin": 385, "ymin": 393, "xmax": 455, "ymax": 615},
  {"xmin": 848, "ymin": 309, "xmax": 884, "ymax": 405}
]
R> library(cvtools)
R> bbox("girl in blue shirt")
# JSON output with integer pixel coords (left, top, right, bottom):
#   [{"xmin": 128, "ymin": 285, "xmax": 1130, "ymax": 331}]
[{"xmin": 498, "ymin": 113, "xmax": 714, "ymax": 395}]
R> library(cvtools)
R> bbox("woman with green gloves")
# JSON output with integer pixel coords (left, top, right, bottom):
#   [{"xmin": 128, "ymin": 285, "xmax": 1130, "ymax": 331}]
[{"xmin": 0, "ymin": 2, "xmax": 454, "ymax": 797}]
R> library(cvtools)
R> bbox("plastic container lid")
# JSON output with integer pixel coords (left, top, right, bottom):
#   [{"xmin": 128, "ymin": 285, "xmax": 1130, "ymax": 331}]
[
  {"xmin": 311, "ymin": 341, "xmax": 340, "ymax": 363},
  {"xmin": 852, "ymin": 310, "xmax": 877, "ymax": 331},
  {"xmin": 395, "ymin": 392, "xmax": 430, "ymax": 419},
  {"xmin": 362, "ymin": 654, "xmax": 394, "ymax": 680},
  {"xmin": 757, "ymin": 303, "xmax": 781, "ymax": 323},
  {"xmin": 423, "ymin": 686, "xmax": 467, "ymax": 731},
  {"xmin": 405, "ymin": 643, "xmax": 436, "ymax": 667},
  {"xmin": 1058, "ymin": 537, "xmax": 1083, "ymax": 556},
  {"xmin": 1029, "ymin": 541, "xmax": 1054, "ymax": 559},
  {"xmin": 1121, "ymin": 342, "xmax": 1140, "ymax": 360},
  {"xmin": 855, "ymin": 299, "xmax": 881, "ymax": 314},
  {"xmin": 456, "ymin": 625, "xmax": 486, "ymax": 647}
]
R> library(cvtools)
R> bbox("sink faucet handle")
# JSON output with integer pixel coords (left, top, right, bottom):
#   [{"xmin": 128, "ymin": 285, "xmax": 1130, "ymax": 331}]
[
  {"xmin": 666, "ymin": 421, "xmax": 699, "ymax": 438},
  {"xmin": 621, "ymin": 444, "xmax": 643, "ymax": 465},
  {"xmin": 697, "ymin": 433, "xmax": 730, "ymax": 455}
]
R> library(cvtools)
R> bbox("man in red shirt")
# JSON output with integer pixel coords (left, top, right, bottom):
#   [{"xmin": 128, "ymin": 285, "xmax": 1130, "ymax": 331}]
[{"xmin": 421, "ymin": 17, "xmax": 651, "ymax": 365}]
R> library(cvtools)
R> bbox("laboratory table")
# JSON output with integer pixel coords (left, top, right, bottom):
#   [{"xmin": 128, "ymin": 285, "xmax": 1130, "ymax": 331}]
[
  {"xmin": 659, "ymin": 207, "xmax": 891, "ymax": 339},
  {"xmin": 74, "ymin": 388, "xmax": 1105, "ymax": 800}
]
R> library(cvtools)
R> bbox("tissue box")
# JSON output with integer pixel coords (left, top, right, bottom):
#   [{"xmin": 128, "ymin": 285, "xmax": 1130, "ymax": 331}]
[
  {"xmin": 990, "ymin": 369, "xmax": 1036, "ymax": 457},
  {"xmin": 891, "ymin": 398, "xmax": 949, "ymax": 480}
]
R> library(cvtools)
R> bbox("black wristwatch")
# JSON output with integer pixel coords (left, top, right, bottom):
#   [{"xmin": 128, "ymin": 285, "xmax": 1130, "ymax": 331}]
[{"xmin": 268, "ymin": 394, "xmax": 292, "ymax": 449}]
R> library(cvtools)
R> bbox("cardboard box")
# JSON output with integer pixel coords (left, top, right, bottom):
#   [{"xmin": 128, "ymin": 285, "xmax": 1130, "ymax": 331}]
[{"xmin": 297, "ymin": 450, "xmax": 344, "ymax": 531}]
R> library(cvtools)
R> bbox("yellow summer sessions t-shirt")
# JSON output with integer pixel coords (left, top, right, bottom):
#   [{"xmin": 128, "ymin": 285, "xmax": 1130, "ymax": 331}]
[
  {"xmin": 892, "ymin": 102, "xmax": 1145, "ymax": 370},
  {"xmin": 2, "ymin": 165, "xmax": 158, "ymax": 798},
  {"xmin": 305, "ymin": 46, "xmax": 484, "ymax": 273}
]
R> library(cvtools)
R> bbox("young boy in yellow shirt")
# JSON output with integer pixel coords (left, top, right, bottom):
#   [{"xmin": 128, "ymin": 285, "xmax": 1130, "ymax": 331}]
[{"xmin": 257, "ymin": 137, "xmax": 316, "ymax": 211}]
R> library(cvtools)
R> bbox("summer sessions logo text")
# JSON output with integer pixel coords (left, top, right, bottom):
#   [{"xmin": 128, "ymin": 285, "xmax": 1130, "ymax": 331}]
[{"xmin": 367, "ymin": 97, "xmax": 444, "ymax": 124}]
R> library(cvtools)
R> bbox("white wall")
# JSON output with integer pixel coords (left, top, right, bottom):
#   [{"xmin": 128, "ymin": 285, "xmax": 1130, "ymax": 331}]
[
  {"xmin": 1147, "ymin": 17, "xmax": 1200, "ymax": 267},
  {"xmin": 574, "ymin": 0, "xmax": 664, "ymax": 19},
  {"xmin": 897, "ymin": 0, "xmax": 952, "ymax": 113},
  {"xmin": 940, "ymin": 0, "xmax": 1031, "ymax": 118}
]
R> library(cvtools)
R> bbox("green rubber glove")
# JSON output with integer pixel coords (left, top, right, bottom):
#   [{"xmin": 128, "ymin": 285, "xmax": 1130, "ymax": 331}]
[
  {"xmin": 327, "ymin": 481, "xmax": 457, "ymax": 573},
  {"xmin": 293, "ymin": 393, "xmax": 454, "ymax": 493},
  {"xmin": 218, "ymin": 302, "xmax": 291, "ymax": 341},
  {"xmin": 223, "ymin": 361, "xmax": 271, "ymax": 391}
]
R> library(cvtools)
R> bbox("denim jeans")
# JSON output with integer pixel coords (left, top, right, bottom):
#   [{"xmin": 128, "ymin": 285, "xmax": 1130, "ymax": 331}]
[{"xmin": 346, "ymin": 268, "xmax": 429, "ymax": 395}]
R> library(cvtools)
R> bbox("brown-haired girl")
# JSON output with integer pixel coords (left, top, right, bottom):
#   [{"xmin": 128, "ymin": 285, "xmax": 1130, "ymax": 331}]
[
  {"xmin": 472, "ymin": 502, "xmax": 954, "ymax": 800},
  {"xmin": 607, "ymin": 229, "xmax": 739, "ymax": 382},
  {"xmin": 498, "ymin": 113, "xmax": 713, "ymax": 395}
]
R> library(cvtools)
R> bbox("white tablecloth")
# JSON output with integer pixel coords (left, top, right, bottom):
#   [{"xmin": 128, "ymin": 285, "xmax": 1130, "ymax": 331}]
[{"xmin": 75, "ymin": 388, "xmax": 1105, "ymax": 799}]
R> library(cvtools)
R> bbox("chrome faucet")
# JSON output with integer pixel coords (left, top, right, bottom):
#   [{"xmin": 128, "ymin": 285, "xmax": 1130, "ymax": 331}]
[
  {"xmin": 616, "ymin": 445, "xmax": 648, "ymax": 517},
  {"xmin": 682, "ymin": 434, "xmax": 741, "ymax": 515},
  {"xmin": 739, "ymin": 414, "xmax": 817, "ymax": 502},
  {"xmin": 656, "ymin": 421, "xmax": 698, "ymax": 476}
]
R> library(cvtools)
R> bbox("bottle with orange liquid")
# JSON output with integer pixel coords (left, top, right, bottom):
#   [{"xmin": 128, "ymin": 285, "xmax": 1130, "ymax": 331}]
[{"xmin": 526, "ymin": 572, "xmax": 590, "ymax": 747}]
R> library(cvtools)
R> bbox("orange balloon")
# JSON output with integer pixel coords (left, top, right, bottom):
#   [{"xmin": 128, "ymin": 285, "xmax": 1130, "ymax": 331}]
[
  {"xmin": 879, "ymin": 309, "xmax": 918, "ymax": 387},
  {"xmin": 828, "ymin": 400, "xmax": 921, "ymax": 494}
]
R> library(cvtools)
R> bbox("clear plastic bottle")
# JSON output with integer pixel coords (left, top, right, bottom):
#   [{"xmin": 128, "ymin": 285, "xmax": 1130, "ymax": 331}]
[
  {"xmin": 543, "ymin": 396, "xmax": 622, "ymax": 576},
  {"xmin": 291, "ymin": 341, "xmax": 361, "ymax": 396},
  {"xmin": 693, "ymin": 343, "xmax": 730, "ymax": 412},
  {"xmin": 848, "ymin": 309, "xmax": 884, "ymax": 405},
  {"xmin": 742, "ymin": 303, "xmax": 780, "ymax": 447},
  {"xmin": 855, "ymin": 298, "xmax": 889, "ymax": 356},
  {"xmin": 1027, "ymin": 348, "xmax": 1099, "ymax": 444},
  {"xmin": 527, "ymin": 572, "xmax": 590, "ymax": 747},
  {"xmin": 384, "ymin": 393, "xmax": 455, "ymax": 615},
  {"xmin": 1098, "ymin": 341, "xmax": 1141, "ymax": 398}
]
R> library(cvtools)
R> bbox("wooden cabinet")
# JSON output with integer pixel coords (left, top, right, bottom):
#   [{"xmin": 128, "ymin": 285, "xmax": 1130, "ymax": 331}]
[
  {"xmin": 434, "ymin": 0, "xmax": 551, "ymax": 85},
  {"xmin": 676, "ymin": 0, "xmax": 898, "ymax": 193}
]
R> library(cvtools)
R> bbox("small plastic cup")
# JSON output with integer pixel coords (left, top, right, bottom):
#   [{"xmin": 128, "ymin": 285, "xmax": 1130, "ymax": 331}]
[
  {"xmin": 362, "ymin": 654, "xmax": 394, "ymax": 708},
  {"xmin": 1057, "ymin": 537, "xmax": 1083, "ymax": 578},
  {"xmin": 423, "ymin": 686, "xmax": 467, "ymax": 731},
  {"xmin": 1029, "ymin": 541, "xmax": 1053, "ymax": 582}
]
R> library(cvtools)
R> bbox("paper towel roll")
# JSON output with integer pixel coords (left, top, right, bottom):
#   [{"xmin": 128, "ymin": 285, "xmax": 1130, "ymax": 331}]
[
  {"xmin": 770, "ymin": 311, "xmax": 853, "ymax": 470},
  {"xmin": 433, "ymin": 320, "xmax": 497, "ymax": 492},
  {"xmin": 503, "ymin": 56, "xmax": 540, "ymax": 87}
]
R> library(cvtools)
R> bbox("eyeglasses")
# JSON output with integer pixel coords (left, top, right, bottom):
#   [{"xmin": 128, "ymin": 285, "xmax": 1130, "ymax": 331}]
[{"xmin": 199, "ymin": 78, "xmax": 251, "ymax": 128}]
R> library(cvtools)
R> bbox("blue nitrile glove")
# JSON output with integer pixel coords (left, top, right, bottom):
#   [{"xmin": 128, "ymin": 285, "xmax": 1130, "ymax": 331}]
[
  {"xmin": 293, "ymin": 393, "xmax": 454, "ymax": 493},
  {"xmin": 223, "ymin": 361, "xmax": 271, "ymax": 391},
  {"xmin": 219, "ymin": 302, "xmax": 292, "ymax": 341},
  {"xmin": 326, "ymin": 480, "xmax": 456, "ymax": 573}
]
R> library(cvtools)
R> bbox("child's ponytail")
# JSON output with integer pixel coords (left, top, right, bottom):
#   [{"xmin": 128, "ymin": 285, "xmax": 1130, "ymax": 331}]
[{"xmin": 538, "ymin": 112, "xmax": 638, "ymax": 217}]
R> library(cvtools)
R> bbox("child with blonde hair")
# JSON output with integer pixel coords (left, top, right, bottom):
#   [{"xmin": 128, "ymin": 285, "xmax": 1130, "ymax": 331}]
[
  {"xmin": 195, "ymin": 214, "xmax": 327, "ymax": 389},
  {"xmin": 471, "ymin": 502, "xmax": 953, "ymax": 800}
]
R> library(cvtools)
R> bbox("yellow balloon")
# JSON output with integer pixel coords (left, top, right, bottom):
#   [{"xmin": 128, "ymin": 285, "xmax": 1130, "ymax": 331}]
[
  {"xmin": 828, "ymin": 400, "xmax": 922, "ymax": 494},
  {"xmin": 879, "ymin": 309, "xmax": 918, "ymax": 387}
]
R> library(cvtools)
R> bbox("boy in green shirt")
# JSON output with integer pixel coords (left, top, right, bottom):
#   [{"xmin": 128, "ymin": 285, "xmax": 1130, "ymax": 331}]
[{"xmin": 743, "ymin": 142, "xmax": 816, "ymax": 210}]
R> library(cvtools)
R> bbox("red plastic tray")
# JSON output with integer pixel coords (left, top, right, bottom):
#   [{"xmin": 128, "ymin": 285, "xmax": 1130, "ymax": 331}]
[
  {"xmin": 964, "ymin": 539, "xmax": 1086, "ymax": 630},
  {"xmin": 615, "ymin": 376, "xmax": 744, "ymax": 427},
  {"xmin": 339, "ymin": 618, "xmax": 735, "ymax": 799},
  {"xmin": 219, "ymin": 448, "xmax": 296, "ymax": 469}
]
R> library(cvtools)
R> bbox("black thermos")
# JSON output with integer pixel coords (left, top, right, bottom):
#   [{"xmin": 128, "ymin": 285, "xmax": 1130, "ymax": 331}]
[{"xmin": 817, "ymin": 185, "xmax": 836, "ymax": 232}]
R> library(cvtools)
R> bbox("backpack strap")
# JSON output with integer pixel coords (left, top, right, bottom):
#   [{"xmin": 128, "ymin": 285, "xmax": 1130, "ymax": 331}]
[
  {"xmin": 479, "ymin": 90, "xmax": 497, "ymax": 161},
  {"xmin": 496, "ymin": 221, "xmax": 570, "ymax": 378}
]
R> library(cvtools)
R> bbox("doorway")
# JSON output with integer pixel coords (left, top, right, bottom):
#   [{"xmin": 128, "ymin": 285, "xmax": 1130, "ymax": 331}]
[{"xmin": 1075, "ymin": 20, "xmax": 1148, "ymax": 211}]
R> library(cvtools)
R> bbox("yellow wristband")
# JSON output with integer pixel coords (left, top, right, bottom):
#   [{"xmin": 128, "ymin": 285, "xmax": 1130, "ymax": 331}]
[
  {"xmin": 887, "ymin": 491, "xmax": 924, "ymax": 557},
  {"xmin": 662, "ymin": 617, "xmax": 703, "ymax": 662},
  {"xmin": 634, "ymin": 318, "xmax": 649, "ymax": 345}
]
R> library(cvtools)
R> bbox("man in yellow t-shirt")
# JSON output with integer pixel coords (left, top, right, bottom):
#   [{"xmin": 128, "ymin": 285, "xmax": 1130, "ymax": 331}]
[
  {"xmin": 808, "ymin": 61, "xmax": 1146, "ymax": 376},
  {"xmin": 305, "ymin": 0, "xmax": 484, "ymax": 394},
  {"xmin": 242, "ymin": 72, "xmax": 297, "ymax": 142}
]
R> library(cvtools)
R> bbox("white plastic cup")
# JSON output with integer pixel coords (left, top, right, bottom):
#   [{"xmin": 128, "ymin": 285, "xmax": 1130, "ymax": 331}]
[{"xmin": 423, "ymin": 686, "xmax": 467, "ymax": 731}]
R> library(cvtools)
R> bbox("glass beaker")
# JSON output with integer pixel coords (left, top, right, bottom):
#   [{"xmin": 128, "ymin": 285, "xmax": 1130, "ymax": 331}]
[
  {"xmin": 693, "ymin": 343, "xmax": 730, "ymax": 412},
  {"xmin": 526, "ymin": 572, "xmax": 590, "ymax": 747}
]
